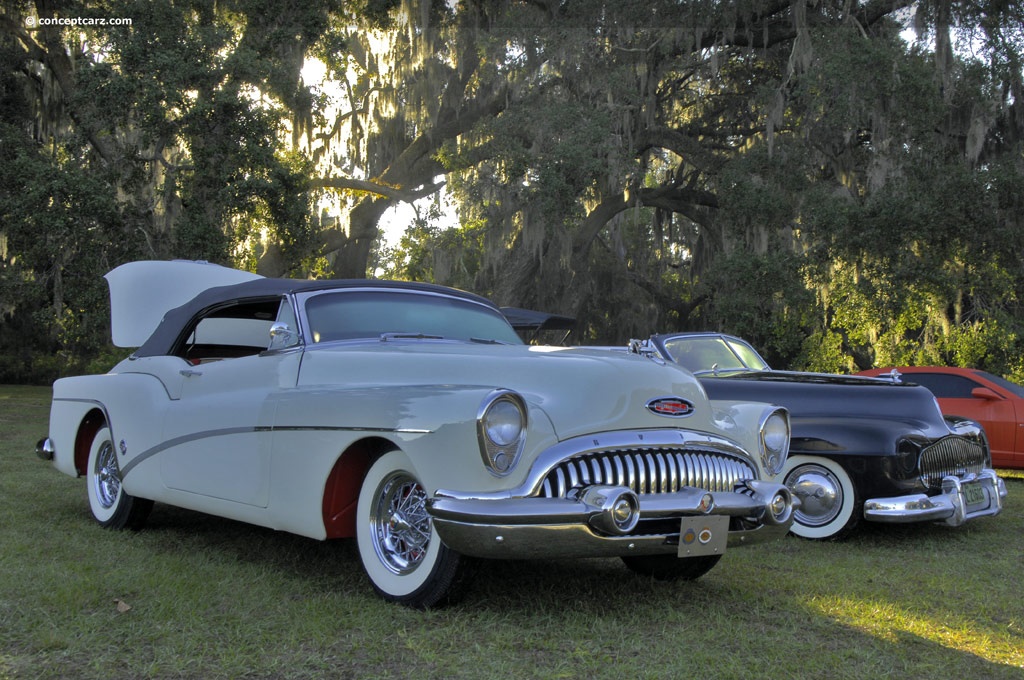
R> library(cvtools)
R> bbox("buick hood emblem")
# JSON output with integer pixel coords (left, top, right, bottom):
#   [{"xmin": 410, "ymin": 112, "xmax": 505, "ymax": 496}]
[{"xmin": 646, "ymin": 397, "xmax": 695, "ymax": 417}]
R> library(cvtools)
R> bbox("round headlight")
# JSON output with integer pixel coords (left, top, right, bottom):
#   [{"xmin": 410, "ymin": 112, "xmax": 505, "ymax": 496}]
[
  {"xmin": 477, "ymin": 390, "xmax": 527, "ymax": 476},
  {"xmin": 762, "ymin": 413, "xmax": 788, "ymax": 452},
  {"xmin": 760, "ymin": 409, "xmax": 790, "ymax": 476},
  {"xmin": 484, "ymin": 399, "xmax": 523, "ymax": 446}
]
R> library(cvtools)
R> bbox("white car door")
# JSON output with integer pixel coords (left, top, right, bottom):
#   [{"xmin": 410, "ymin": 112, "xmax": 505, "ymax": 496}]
[{"xmin": 159, "ymin": 299, "xmax": 301, "ymax": 507}]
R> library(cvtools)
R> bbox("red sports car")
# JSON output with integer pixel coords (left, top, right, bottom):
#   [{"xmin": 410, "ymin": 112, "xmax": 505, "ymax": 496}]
[{"xmin": 858, "ymin": 366, "xmax": 1024, "ymax": 469}]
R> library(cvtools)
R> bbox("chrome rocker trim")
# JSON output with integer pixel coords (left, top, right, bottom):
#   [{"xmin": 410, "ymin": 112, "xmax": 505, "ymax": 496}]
[
  {"xmin": 863, "ymin": 469, "xmax": 1007, "ymax": 526},
  {"xmin": 427, "ymin": 480, "xmax": 797, "ymax": 560}
]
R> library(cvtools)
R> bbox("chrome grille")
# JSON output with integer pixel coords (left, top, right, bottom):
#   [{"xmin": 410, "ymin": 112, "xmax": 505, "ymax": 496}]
[
  {"xmin": 538, "ymin": 447, "xmax": 756, "ymax": 498},
  {"xmin": 920, "ymin": 436, "xmax": 986, "ymax": 488}
]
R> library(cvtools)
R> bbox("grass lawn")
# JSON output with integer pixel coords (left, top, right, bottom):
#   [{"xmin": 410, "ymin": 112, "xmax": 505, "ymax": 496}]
[{"xmin": 2, "ymin": 385, "xmax": 1022, "ymax": 679}]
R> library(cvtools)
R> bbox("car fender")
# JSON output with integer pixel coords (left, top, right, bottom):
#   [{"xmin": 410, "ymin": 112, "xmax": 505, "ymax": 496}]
[
  {"xmin": 790, "ymin": 416, "xmax": 926, "ymax": 458},
  {"xmin": 708, "ymin": 399, "xmax": 789, "ymax": 477},
  {"xmin": 264, "ymin": 385, "xmax": 560, "ymax": 539},
  {"xmin": 49, "ymin": 372, "xmax": 174, "ymax": 491}
]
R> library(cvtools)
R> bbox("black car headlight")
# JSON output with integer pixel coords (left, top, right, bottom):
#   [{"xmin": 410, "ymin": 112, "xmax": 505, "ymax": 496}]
[
  {"xmin": 759, "ymin": 408, "xmax": 790, "ymax": 476},
  {"xmin": 477, "ymin": 390, "xmax": 527, "ymax": 476}
]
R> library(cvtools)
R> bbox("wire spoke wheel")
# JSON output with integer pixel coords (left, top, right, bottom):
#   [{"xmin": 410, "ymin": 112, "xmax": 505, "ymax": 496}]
[
  {"xmin": 371, "ymin": 473, "xmax": 432, "ymax": 575},
  {"xmin": 86, "ymin": 426, "xmax": 152, "ymax": 530},
  {"xmin": 92, "ymin": 439, "xmax": 122, "ymax": 509},
  {"xmin": 356, "ymin": 450, "xmax": 470, "ymax": 608}
]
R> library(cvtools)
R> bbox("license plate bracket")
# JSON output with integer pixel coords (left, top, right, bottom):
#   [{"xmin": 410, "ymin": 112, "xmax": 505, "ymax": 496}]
[{"xmin": 677, "ymin": 515, "xmax": 729, "ymax": 557}]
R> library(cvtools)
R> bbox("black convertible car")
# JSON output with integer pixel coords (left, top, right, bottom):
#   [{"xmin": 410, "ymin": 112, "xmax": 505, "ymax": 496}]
[{"xmin": 631, "ymin": 333, "xmax": 1008, "ymax": 540}]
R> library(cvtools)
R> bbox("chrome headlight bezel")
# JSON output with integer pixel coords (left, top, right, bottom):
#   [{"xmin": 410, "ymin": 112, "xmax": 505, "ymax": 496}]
[
  {"xmin": 477, "ymin": 389, "xmax": 528, "ymax": 476},
  {"xmin": 759, "ymin": 407, "xmax": 790, "ymax": 477}
]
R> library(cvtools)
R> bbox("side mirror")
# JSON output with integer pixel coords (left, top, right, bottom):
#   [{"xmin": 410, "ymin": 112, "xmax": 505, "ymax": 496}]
[
  {"xmin": 268, "ymin": 323, "xmax": 299, "ymax": 351},
  {"xmin": 970, "ymin": 387, "xmax": 1001, "ymax": 401}
]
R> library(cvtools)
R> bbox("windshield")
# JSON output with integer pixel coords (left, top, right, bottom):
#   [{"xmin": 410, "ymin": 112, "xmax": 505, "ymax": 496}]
[
  {"xmin": 660, "ymin": 335, "xmax": 770, "ymax": 373},
  {"xmin": 304, "ymin": 290, "xmax": 523, "ymax": 345},
  {"xmin": 727, "ymin": 338, "xmax": 770, "ymax": 370}
]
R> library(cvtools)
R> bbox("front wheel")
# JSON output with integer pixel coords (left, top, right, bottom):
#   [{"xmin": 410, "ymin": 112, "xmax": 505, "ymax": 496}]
[
  {"xmin": 781, "ymin": 455, "xmax": 859, "ymax": 540},
  {"xmin": 86, "ymin": 426, "xmax": 153, "ymax": 530},
  {"xmin": 356, "ymin": 450, "xmax": 469, "ymax": 608},
  {"xmin": 621, "ymin": 554, "xmax": 722, "ymax": 581}
]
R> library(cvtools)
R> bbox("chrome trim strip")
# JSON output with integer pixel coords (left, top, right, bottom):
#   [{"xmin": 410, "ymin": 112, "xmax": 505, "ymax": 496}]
[
  {"xmin": 120, "ymin": 423, "xmax": 430, "ymax": 477},
  {"xmin": 270, "ymin": 425, "xmax": 432, "ymax": 434},
  {"xmin": 52, "ymin": 396, "xmax": 115, "ymax": 427}
]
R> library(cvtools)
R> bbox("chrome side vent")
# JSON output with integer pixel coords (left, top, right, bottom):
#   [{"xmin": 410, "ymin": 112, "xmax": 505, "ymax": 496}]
[{"xmin": 538, "ymin": 448, "xmax": 756, "ymax": 499}]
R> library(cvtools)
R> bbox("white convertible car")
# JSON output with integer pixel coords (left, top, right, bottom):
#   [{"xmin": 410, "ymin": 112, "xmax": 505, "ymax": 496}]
[{"xmin": 38, "ymin": 260, "xmax": 797, "ymax": 607}]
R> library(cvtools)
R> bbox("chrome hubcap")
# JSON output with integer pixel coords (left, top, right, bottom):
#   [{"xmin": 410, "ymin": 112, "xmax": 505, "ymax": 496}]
[
  {"xmin": 785, "ymin": 464, "xmax": 842, "ymax": 527},
  {"xmin": 371, "ymin": 473, "xmax": 431, "ymax": 575},
  {"xmin": 93, "ymin": 440, "xmax": 121, "ymax": 509}
]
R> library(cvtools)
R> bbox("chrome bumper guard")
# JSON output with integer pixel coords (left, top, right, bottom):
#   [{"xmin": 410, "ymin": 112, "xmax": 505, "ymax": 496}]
[
  {"xmin": 863, "ymin": 469, "xmax": 1007, "ymax": 526},
  {"xmin": 427, "ymin": 480, "xmax": 797, "ymax": 560}
]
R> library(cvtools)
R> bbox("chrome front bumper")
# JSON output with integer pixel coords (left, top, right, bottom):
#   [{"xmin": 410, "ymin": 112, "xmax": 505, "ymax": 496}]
[
  {"xmin": 426, "ymin": 480, "xmax": 797, "ymax": 560},
  {"xmin": 863, "ymin": 469, "xmax": 1007, "ymax": 526}
]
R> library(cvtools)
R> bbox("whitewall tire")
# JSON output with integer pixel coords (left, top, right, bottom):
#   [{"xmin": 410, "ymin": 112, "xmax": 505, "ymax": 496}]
[
  {"xmin": 780, "ymin": 455, "xmax": 860, "ymax": 540},
  {"xmin": 86, "ymin": 426, "xmax": 152, "ymax": 530},
  {"xmin": 356, "ymin": 450, "xmax": 468, "ymax": 608}
]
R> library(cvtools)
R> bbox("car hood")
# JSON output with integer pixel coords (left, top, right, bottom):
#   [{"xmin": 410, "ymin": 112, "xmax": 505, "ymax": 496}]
[
  {"xmin": 298, "ymin": 342, "xmax": 715, "ymax": 441},
  {"xmin": 700, "ymin": 371, "xmax": 945, "ymax": 426}
]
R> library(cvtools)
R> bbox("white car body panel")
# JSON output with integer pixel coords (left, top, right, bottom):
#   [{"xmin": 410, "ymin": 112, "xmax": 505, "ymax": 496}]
[
  {"xmin": 43, "ymin": 261, "xmax": 797, "ymax": 568},
  {"xmin": 50, "ymin": 341, "xmax": 774, "ymax": 540}
]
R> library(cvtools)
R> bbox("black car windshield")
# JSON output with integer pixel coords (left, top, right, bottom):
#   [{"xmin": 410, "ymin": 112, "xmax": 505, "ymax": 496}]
[
  {"xmin": 304, "ymin": 290, "xmax": 523, "ymax": 345},
  {"xmin": 661, "ymin": 335, "xmax": 770, "ymax": 374}
]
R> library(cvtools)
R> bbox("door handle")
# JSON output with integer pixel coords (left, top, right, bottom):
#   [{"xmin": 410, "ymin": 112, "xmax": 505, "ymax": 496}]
[{"xmin": 180, "ymin": 369, "xmax": 203, "ymax": 377}]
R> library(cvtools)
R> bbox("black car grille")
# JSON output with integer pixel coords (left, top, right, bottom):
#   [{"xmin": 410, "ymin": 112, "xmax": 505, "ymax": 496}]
[
  {"xmin": 537, "ymin": 447, "xmax": 756, "ymax": 498},
  {"xmin": 920, "ymin": 436, "xmax": 987, "ymax": 488}
]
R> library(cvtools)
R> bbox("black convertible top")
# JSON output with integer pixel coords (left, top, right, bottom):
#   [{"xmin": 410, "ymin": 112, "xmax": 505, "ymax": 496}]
[
  {"xmin": 133, "ymin": 277, "xmax": 499, "ymax": 358},
  {"xmin": 499, "ymin": 307, "xmax": 576, "ymax": 331}
]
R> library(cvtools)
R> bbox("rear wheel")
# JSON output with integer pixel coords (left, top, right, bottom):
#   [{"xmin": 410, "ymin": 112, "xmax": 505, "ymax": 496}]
[
  {"xmin": 621, "ymin": 554, "xmax": 722, "ymax": 581},
  {"xmin": 86, "ymin": 426, "xmax": 152, "ymax": 530},
  {"xmin": 781, "ymin": 455, "xmax": 859, "ymax": 540},
  {"xmin": 356, "ymin": 450, "xmax": 469, "ymax": 608}
]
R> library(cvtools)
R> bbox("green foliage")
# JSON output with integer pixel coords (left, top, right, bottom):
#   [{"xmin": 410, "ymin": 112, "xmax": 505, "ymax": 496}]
[
  {"xmin": 796, "ymin": 330, "xmax": 856, "ymax": 374},
  {"xmin": 694, "ymin": 250, "xmax": 815, "ymax": 368},
  {"xmin": 1, "ymin": 0, "xmax": 327, "ymax": 376},
  {"xmin": 380, "ymin": 208, "xmax": 485, "ymax": 292},
  {"xmin": 0, "ymin": 104, "xmax": 143, "ymax": 381},
  {"xmin": 938, "ymin": 320, "xmax": 1019, "ymax": 375},
  {"xmin": 2, "ymin": 0, "xmax": 1024, "ymax": 383}
]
